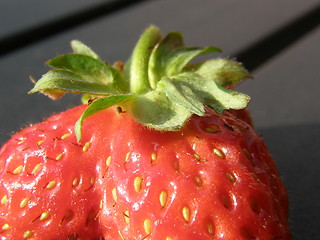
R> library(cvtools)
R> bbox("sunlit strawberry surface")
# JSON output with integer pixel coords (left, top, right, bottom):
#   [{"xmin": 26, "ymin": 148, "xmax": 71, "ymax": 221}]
[{"xmin": 0, "ymin": 105, "xmax": 290, "ymax": 239}]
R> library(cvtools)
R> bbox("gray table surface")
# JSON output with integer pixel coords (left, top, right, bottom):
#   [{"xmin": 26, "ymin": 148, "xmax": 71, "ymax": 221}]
[{"xmin": 0, "ymin": 0, "xmax": 319, "ymax": 239}]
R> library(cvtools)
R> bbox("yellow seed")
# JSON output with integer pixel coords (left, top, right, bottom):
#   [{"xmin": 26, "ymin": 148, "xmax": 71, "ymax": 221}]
[
  {"xmin": 82, "ymin": 142, "xmax": 91, "ymax": 152},
  {"xmin": 40, "ymin": 211, "xmax": 50, "ymax": 221},
  {"xmin": 205, "ymin": 124, "xmax": 220, "ymax": 133},
  {"xmin": 106, "ymin": 156, "xmax": 112, "ymax": 166},
  {"xmin": 125, "ymin": 152, "xmax": 130, "ymax": 162},
  {"xmin": 213, "ymin": 148, "xmax": 225, "ymax": 159},
  {"xmin": 193, "ymin": 153, "xmax": 208, "ymax": 162},
  {"xmin": 72, "ymin": 189, "xmax": 79, "ymax": 196},
  {"xmin": 182, "ymin": 206, "xmax": 190, "ymax": 222},
  {"xmin": 61, "ymin": 133, "xmax": 71, "ymax": 140},
  {"xmin": 1, "ymin": 195, "xmax": 8, "ymax": 205},
  {"xmin": 226, "ymin": 172, "xmax": 236, "ymax": 183},
  {"xmin": 123, "ymin": 210, "xmax": 130, "ymax": 224},
  {"xmin": 17, "ymin": 138, "xmax": 26, "ymax": 145},
  {"xmin": 20, "ymin": 198, "xmax": 29, "ymax": 208},
  {"xmin": 99, "ymin": 200, "xmax": 103, "ymax": 209},
  {"xmin": 13, "ymin": 165, "xmax": 23, "ymax": 175},
  {"xmin": 151, "ymin": 152, "xmax": 157, "ymax": 164},
  {"xmin": 193, "ymin": 153, "xmax": 201, "ymax": 160},
  {"xmin": 55, "ymin": 153, "xmax": 63, "ymax": 161},
  {"xmin": 159, "ymin": 190, "xmax": 168, "ymax": 207},
  {"xmin": 37, "ymin": 140, "xmax": 45, "ymax": 146},
  {"xmin": 194, "ymin": 176, "xmax": 202, "ymax": 187},
  {"xmin": 112, "ymin": 188, "xmax": 117, "ymax": 202},
  {"xmin": 72, "ymin": 177, "xmax": 79, "ymax": 187},
  {"xmin": 90, "ymin": 176, "xmax": 95, "ymax": 185},
  {"xmin": 173, "ymin": 160, "xmax": 179, "ymax": 172},
  {"xmin": 31, "ymin": 163, "xmax": 42, "ymax": 175},
  {"xmin": 134, "ymin": 176, "xmax": 143, "ymax": 193},
  {"xmin": 2, "ymin": 223, "xmax": 10, "ymax": 231},
  {"xmin": 166, "ymin": 237, "xmax": 173, "ymax": 240},
  {"xmin": 46, "ymin": 180, "xmax": 57, "ymax": 189},
  {"xmin": 23, "ymin": 230, "xmax": 33, "ymax": 239},
  {"xmin": 207, "ymin": 223, "xmax": 214, "ymax": 235},
  {"xmin": 243, "ymin": 148, "xmax": 254, "ymax": 166},
  {"xmin": 143, "ymin": 218, "xmax": 152, "ymax": 235}
]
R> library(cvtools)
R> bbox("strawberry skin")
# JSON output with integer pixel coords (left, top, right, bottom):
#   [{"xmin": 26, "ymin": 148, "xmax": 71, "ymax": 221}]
[
  {"xmin": 98, "ymin": 107, "xmax": 290, "ymax": 240},
  {"xmin": 0, "ymin": 106, "xmax": 290, "ymax": 239},
  {"xmin": 0, "ymin": 105, "xmax": 104, "ymax": 239}
]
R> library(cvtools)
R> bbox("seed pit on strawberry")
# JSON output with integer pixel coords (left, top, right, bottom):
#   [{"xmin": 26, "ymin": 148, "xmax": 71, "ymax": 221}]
[
  {"xmin": 249, "ymin": 197, "xmax": 260, "ymax": 215},
  {"xmin": 219, "ymin": 193, "xmax": 235, "ymax": 212},
  {"xmin": 66, "ymin": 233, "xmax": 79, "ymax": 240},
  {"xmin": 60, "ymin": 209, "xmax": 75, "ymax": 225},
  {"xmin": 240, "ymin": 226, "xmax": 257, "ymax": 239}
]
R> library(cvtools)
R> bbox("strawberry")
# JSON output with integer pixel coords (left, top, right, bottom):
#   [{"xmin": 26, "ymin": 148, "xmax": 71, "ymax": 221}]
[
  {"xmin": 0, "ymin": 105, "xmax": 105, "ymax": 239},
  {"xmin": 98, "ymin": 107, "xmax": 290, "ymax": 240},
  {"xmin": 0, "ymin": 26, "xmax": 291, "ymax": 239}
]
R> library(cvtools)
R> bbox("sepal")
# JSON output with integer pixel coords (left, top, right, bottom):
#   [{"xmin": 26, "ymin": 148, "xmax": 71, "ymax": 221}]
[
  {"xmin": 71, "ymin": 40, "xmax": 99, "ymax": 59},
  {"xmin": 75, "ymin": 94, "xmax": 134, "ymax": 140},
  {"xmin": 187, "ymin": 58, "xmax": 252, "ymax": 87},
  {"xmin": 29, "ymin": 25, "xmax": 252, "ymax": 141},
  {"xmin": 29, "ymin": 70, "xmax": 121, "ymax": 98}
]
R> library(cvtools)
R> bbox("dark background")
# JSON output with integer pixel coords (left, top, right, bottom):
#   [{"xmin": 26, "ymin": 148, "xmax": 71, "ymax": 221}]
[{"xmin": 1, "ymin": 0, "xmax": 320, "ymax": 238}]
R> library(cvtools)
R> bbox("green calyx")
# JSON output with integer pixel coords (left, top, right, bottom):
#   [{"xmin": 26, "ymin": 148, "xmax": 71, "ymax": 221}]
[{"xmin": 29, "ymin": 25, "xmax": 251, "ymax": 141}]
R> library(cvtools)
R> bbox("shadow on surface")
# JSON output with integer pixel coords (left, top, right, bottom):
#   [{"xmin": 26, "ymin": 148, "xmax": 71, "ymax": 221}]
[{"xmin": 258, "ymin": 123, "xmax": 320, "ymax": 239}]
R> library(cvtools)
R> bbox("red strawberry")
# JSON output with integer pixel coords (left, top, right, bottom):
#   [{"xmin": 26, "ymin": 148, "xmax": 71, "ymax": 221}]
[
  {"xmin": 98, "ymin": 107, "xmax": 290, "ymax": 239},
  {"xmin": 0, "ymin": 105, "xmax": 105, "ymax": 239},
  {"xmin": 0, "ymin": 26, "xmax": 291, "ymax": 239}
]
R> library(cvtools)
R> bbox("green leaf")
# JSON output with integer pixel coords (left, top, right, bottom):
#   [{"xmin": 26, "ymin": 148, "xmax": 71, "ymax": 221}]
[
  {"xmin": 128, "ymin": 25, "xmax": 162, "ymax": 94},
  {"xmin": 29, "ymin": 70, "xmax": 121, "ymax": 98},
  {"xmin": 148, "ymin": 31, "xmax": 184, "ymax": 88},
  {"xmin": 75, "ymin": 94, "xmax": 134, "ymax": 140},
  {"xmin": 129, "ymin": 90, "xmax": 191, "ymax": 131},
  {"xmin": 47, "ymin": 54, "xmax": 114, "ymax": 85},
  {"xmin": 71, "ymin": 40, "xmax": 99, "ymax": 59},
  {"xmin": 148, "ymin": 31, "xmax": 221, "ymax": 87},
  {"xmin": 109, "ymin": 66, "xmax": 129, "ymax": 93},
  {"xmin": 30, "ymin": 26, "xmax": 252, "ymax": 137},
  {"xmin": 170, "ymin": 72, "xmax": 250, "ymax": 113},
  {"xmin": 158, "ymin": 78, "xmax": 205, "ymax": 116},
  {"xmin": 165, "ymin": 46, "xmax": 221, "ymax": 76},
  {"xmin": 188, "ymin": 59, "xmax": 252, "ymax": 87}
]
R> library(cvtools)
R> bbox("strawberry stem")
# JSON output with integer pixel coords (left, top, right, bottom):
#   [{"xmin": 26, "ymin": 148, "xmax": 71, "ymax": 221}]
[
  {"xmin": 29, "ymin": 25, "xmax": 251, "ymax": 141},
  {"xmin": 126, "ymin": 25, "xmax": 161, "ymax": 94}
]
